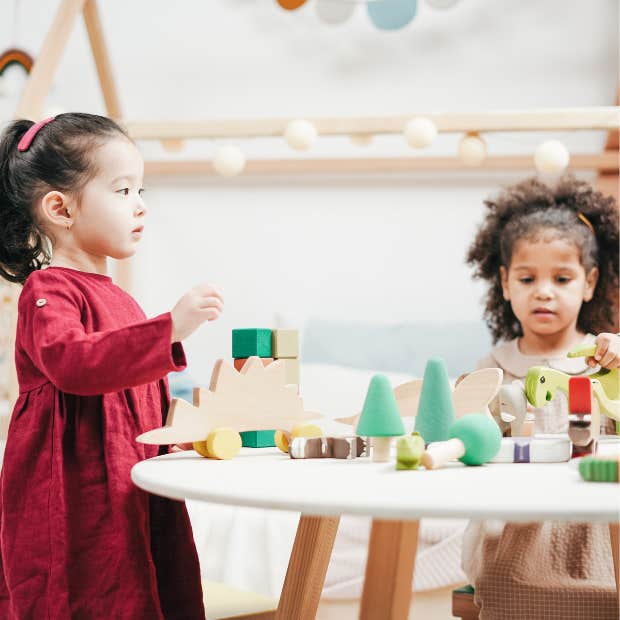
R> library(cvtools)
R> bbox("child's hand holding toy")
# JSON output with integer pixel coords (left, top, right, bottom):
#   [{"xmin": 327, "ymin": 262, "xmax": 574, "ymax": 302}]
[{"xmin": 581, "ymin": 333, "xmax": 620, "ymax": 369}]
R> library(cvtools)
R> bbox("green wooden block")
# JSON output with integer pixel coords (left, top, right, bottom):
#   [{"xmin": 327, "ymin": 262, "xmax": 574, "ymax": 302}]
[
  {"xmin": 240, "ymin": 430, "xmax": 276, "ymax": 448},
  {"xmin": 233, "ymin": 329, "xmax": 273, "ymax": 359}
]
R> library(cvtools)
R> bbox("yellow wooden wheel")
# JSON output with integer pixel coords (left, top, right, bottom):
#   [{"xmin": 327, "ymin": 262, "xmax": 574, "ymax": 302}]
[
  {"xmin": 193, "ymin": 428, "xmax": 242, "ymax": 460},
  {"xmin": 275, "ymin": 423, "xmax": 323, "ymax": 453}
]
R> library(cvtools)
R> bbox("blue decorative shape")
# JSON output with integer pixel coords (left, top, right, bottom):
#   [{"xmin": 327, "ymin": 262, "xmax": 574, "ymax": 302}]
[{"xmin": 367, "ymin": 0, "xmax": 417, "ymax": 31}]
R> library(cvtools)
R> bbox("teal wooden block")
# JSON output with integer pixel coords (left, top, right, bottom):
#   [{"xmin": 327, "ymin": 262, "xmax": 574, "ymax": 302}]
[
  {"xmin": 240, "ymin": 430, "xmax": 276, "ymax": 448},
  {"xmin": 233, "ymin": 329, "xmax": 273, "ymax": 359}
]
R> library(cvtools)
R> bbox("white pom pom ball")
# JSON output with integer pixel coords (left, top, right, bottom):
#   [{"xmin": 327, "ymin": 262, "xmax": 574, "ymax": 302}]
[
  {"xmin": 458, "ymin": 134, "xmax": 487, "ymax": 166},
  {"xmin": 534, "ymin": 140, "xmax": 570, "ymax": 175},
  {"xmin": 213, "ymin": 145, "xmax": 246, "ymax": 177},
  {"xmin": 404, "ymin": 117, "xmax": 437, "ymax": 148},
  {"xmin": 285, "ymin": 119, "xmax": 317, "ymax": 151}
]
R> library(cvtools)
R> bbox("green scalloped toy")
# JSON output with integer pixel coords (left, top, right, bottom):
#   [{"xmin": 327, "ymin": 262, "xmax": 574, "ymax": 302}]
[{"xmin": 578, "ymin": 456, "xmax": 619, "ymax": 483}]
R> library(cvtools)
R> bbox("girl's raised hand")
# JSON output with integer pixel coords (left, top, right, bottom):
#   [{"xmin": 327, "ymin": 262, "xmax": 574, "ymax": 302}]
[
  {"xmin": 170, "ymin": 283, "xmax": 224, "ymax": 343},
  {"xmin": 587, "ymin": 333, "xmax": 620, "ymax": 369}
]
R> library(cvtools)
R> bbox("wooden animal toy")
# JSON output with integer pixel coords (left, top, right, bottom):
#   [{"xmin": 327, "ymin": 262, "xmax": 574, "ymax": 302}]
[
  {"xmin": 357, "ymin": 375, "xmax": 405, "ymax": 462},
  {"xmin": 289, "ymin": 436, "xmax": 368, "ymax": 459},
  {"xmin": 136, "ymin": 357, "xmax": 321, "ymax": 459},
  {"xmin": 525, "ymin": 347, "xmax": 620, "ymax": 441},
  {"xmin": 422, "ymin": 413, "xmax": 502, "ymax": 470},
  {"xmin": 578, "ymin": 456, "xmax": 620, "ymax": 483},
  {"xmin": 336, "ymin": 367, "xmax": 502, "ymax": 431},
  {"xmin": 396, "ymin": 432, "xmax": 425, "ymax": 470},
  {"xmin": 489, "ymin": 380, "xmax": 531, "ymax": 437},
  {"xmin": 490, "ymin": 436, "xmax": 571, "ymax": 463}
]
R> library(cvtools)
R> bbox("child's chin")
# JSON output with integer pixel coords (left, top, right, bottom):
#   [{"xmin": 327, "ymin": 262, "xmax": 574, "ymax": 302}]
[{"xmin": 111, "ymin": 248, "xmax": 137, "ymax": 260}]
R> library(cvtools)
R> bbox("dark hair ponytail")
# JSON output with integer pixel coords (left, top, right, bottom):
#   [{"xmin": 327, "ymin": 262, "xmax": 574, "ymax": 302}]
[{"xmin": 0, "ymin": 113, "xmax": 128, "ymax": 284}]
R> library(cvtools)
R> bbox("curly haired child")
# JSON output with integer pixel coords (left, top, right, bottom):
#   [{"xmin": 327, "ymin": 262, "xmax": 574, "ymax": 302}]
[{"xmin": 462, "ymin": 175, "xmax": 619, "ymax": 620}]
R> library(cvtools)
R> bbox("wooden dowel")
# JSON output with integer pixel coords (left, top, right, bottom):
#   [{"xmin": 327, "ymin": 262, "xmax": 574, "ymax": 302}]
[
  {"xmin": 16, "ymin": 0, "xmax": 87, "ymax": 120},
  {"xmin": 124, "ymin": 107, "xmax": 620, "ymax": 140},
  {"xmin": 83, "ymin": 0, "xmax": 122, "ymax": 118},
  {"xmin": 143, "ymin": 152, "xmax": 618, "ymax": 177}
]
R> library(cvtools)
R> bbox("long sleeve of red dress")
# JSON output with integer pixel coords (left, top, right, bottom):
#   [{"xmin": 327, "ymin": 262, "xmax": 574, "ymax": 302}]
[{"xmin": 0, "ymin": 267, "xmax": 206, "ymax": 619}]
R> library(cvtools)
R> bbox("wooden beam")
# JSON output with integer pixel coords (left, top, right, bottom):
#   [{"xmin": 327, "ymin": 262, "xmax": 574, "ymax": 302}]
[
  {"xmin": 16, "ymin": 0, "xmax": 87, "ymax": 119},
  {"xmin": 144, "ymin": 152, "xmax": 618, "ymax": 177},
  {"xmin": 82, "ymin": 0, "xmax": 122, "ymax": 118},
  {"xmin": 360, "ymin": 519, "xmax": 419, "ymax": 620},
  {"xmin": 125, "ymin": 107, "xmax": 620, "ymax": 140},
  {"xmin": 275, "ymin": 515, "xmax": 339, "ymax": 620}
]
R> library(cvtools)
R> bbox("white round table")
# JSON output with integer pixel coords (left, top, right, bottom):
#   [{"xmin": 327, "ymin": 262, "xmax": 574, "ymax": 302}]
[{"xmin": 132, "ymin": 448, "xmax": 620, "ymax": 619}]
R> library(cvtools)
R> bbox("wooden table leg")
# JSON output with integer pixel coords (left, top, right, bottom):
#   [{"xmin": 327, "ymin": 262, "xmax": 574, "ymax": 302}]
[
  {"xmin": 610, "ymin": 523, "xmax": 619, "ymax": 611},
  {"xmin": 359, "ymin": 519, "xmax": 419, "ymax": 620},
  {"xmin": 275, "ymin": 514, "xmax": 340, "ymax": 620}
]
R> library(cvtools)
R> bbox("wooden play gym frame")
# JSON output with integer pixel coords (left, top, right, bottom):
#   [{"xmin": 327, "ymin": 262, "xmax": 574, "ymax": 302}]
[{"xmin": 0, "ymin": 3, "xmax": 618, "ymax": 619}]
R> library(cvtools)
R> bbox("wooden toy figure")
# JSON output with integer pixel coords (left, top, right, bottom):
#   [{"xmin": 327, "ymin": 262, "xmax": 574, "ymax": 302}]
[
  {"xmin": 357, "ymin": 374, "xmax": 405, "ymax": 462},
  {"xmin": 567, "ymin": 376, "xmax": 598, "ymax": 456},
  {"xmin": 136, "ymin": 357, "xmax": 321, "ymax": 459},
  {"xmin": 289, "ymin": 436, "xmax": 368, "ymax": 459},
  {"xmin": 490, "ymin": 436, "xmax": 571, "ymax": 463},
  {"xmin": 422, "ymin": 414, "xmax": 502, "ymax": 470},
  {"xmin": 525, "ymin": 347, "xmax": 620, "ymax": 438}
]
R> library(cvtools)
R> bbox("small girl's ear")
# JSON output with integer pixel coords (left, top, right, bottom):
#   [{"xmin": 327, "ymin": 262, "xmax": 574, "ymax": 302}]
[
  {"xmin": 39, "ymin": 191, "xmax": 73, "ymax": 230},
  {"xmin": 583, "ymin": 266, "xmax": 599, "ymax": 302},
  {"xmin": 499, "ymin": 266, "xmax": 510, "ymax": 301}
]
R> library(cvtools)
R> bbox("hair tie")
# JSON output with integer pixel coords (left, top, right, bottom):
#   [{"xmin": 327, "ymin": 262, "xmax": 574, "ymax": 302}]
[
  {"xmin": 17, "ymin": 117, "xmax": 55, "ymax": 152},
  {"xmin": 577, "ymin": 212, "xmax": 595, "ymax": 234}
]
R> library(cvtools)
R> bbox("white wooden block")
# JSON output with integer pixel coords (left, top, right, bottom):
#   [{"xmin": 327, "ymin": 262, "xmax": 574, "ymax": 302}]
[{"xmin": 273, "ymin": 329, "xmax": 299, "ymax": 358}]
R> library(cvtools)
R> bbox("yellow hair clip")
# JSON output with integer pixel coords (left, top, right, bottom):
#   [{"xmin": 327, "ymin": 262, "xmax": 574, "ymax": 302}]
[{"xmin": 577, "ymin": 212, "xmax": 595, "ymax": 234}]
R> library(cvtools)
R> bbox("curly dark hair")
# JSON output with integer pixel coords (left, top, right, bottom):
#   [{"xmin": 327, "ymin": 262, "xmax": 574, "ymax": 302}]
[
  {"xmin": 467, "ymin": 175, "xmax": 619, "ymax": 343},
  {"xmin": 0, "ymin": 113, "xmax": 128, "ymax": 284}
]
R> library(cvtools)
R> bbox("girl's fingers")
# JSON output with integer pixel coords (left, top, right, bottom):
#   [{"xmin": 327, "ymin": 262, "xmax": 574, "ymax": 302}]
[
  {"xmin": 586, "ymin": 356, "xmax": 597, "ymax": 368},
  {"xmin": 203, "ymin": 307, "xmax": 221, "ymax": 321},
  {"xmin": 199, "ymin": 297, "xmax": 224, "ymax": 311},
  {"xmin": 598, "ymin": 350, "xmax": 616, "ymax": 368},
  {"xmin": 594, "ymin": 338, "xmax": 609, "ymax": 362},
  {"xmin": 197, "ymin": 284, "xmax": 224, "ymax": 302}
]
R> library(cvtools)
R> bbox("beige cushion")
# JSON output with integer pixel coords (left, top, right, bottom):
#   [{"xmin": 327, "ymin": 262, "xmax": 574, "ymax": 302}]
[{"xmin": 203, "ymin": 580, "xmax": 277, "ymax": 620}]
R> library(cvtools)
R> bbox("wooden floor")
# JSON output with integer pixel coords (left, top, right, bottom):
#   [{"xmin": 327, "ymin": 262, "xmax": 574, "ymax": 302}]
[{"xmin": 316, "ymin": 586, "xmax": 455, "ymax": 620}]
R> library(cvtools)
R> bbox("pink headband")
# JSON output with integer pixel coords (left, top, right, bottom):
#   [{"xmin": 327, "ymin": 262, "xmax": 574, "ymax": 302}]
[{"xmin": 17, "ymin": 117, "xmax": 55, "ymax": 152}]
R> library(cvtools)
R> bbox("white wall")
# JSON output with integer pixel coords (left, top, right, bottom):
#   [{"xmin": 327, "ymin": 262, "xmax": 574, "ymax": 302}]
[{"xmin": 0, "ymin": 0, "xmax": 617, "ymax": 380}]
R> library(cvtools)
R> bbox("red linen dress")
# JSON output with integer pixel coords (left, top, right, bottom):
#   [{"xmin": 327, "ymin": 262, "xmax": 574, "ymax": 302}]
[{"xmin": 0, "ymin": 266, "xmax": 205, "ymax": 619}]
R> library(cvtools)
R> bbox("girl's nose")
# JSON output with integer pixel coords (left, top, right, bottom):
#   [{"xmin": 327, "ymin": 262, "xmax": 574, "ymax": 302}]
[
  {"xmin": 534, "ymin": 282, "xmax": 553, "ymax": 299},
  {"xmin": 135, "ymin": 199, "xmax": 147, "ymax": 217}
]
